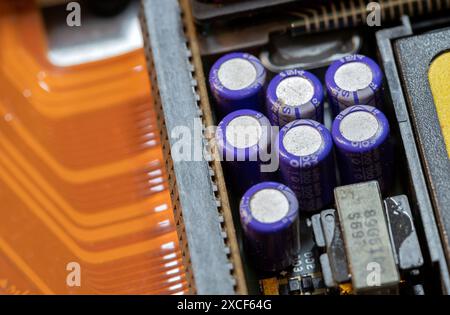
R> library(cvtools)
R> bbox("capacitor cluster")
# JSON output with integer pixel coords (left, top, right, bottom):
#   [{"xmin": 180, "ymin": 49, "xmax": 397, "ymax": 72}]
[{"xmin": 209, "ymin": 52, "xmax": 394, "ymax": 272}]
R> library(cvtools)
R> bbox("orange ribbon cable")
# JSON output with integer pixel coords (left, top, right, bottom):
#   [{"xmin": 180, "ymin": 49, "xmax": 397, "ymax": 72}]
[{"xmin": 0, "ymin": 1, "xmax": 187, "ymax": 294}]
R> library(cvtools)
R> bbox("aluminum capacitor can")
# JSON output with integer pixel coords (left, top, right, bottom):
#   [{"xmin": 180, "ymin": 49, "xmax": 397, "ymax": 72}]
[
  {"xmin": 215, "ymin": 109, "xmax": 272, "ymax": 196},
  {"xmin": 325, "ymin": 54, "xmax": 383, "ymax": 116},
  {"xmin": 331, "ymin": 105, "xmax": 393, "ymax": 194},
  {"xmin": 277, "ymin": 119, "xmax": 336, "ymax": 212},
  {"xmin": 266, "ymin": 69, "xmax": 324, "ymax": 127},
  {"xmin": 209, "ymin": 52, "xmax": 267, "ymax": 117},
  {"xmin": 240, "ymin": 181, "xmax": 300, "ymax": 272}
]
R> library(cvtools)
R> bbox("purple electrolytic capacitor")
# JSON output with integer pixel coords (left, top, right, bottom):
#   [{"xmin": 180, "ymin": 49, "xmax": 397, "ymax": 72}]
[
  {"xmin": 325, "ymin": 54, "xmax": 383, "ymax": 116},
  {"xmin": 276, "ymin": 119, "xmax": 336, "ymax": 213},
  {"xmin": 240, "ymin": 181, "xmax": 300, "ymax": 272},
  {"xmin": 266, "ymin": 69, "xmax": 324, "ymax": 126},
  {"xmin": 215, "ymin": 109, "xmax": 272, "ymax": 196},
  {"xmin": 209, "ymin": 52, "xmax": 267, "ymax": 117},
  {"xmin": 331, "ymin": 105, "xmax": 393, "ymax": 194}
]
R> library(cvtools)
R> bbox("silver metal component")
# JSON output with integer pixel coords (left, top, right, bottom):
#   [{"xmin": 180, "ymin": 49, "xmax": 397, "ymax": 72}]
[
  {"xmin": 413, "ymin": 284, "xmax": 425, "ymax": 295},
  {"xmin": 384, "ymin": 195, "xmax": 424, "ymax": 270},
  {"xmin": 311, "ymin": 214, "xmax": 326, "ymax": 248},
  {"xmin": 335, "ymin": 181, "xmax": 399, "ymax": 294},
  {"xmin": 312, "ymin": 209, "xmax": 350, "ymax": 287},
  {"xmin": 250, "ymin": 189, "xmax": 289, "ymax": 224},
  {"xmin": 339, "ymin": 111, "xmax": 379, "ymax": 142},
  {"xmin": 334, "ymin": 62, "xmax": 373, "ymax": 92},
  {"xmin": 283, "ymin": 125, "xmax": 322, "ymax": 157},
  {"xmin": 276, "ymin": 77, "xmax": 314, "ymax": 106},
  {"xmin": 320, "ymin": 211, "xmax": 339, "ymax": 249},
  {"xmin": 44, "ymin": 0, "xmax": 143, "ymax": 67},
  {"xmin": 226, "ymin": 115, "xmax": 262, "ymax": 149},
  {"xmin": 260, "ymin": 31, "xmax": 362, "ymax": 72},
  {"xmin": 218, "ymin": 58, "xmax": 257, "ymax": 91},
  {"xmin": 319, "ymin": 254, "xmax": 336, "ymax": 288}
]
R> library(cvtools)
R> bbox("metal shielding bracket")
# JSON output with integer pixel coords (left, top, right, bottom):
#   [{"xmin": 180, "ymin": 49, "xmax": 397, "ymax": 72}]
[{"xmin": 376, "ymin": 16, "xmax": 450, "ymax": 293}]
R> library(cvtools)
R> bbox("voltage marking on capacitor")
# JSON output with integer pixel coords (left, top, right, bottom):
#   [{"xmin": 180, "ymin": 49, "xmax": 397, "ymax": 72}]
[
  {"xmin": 266, "ymin": 69, "xmax": 324, "ymax": 126},
  {"xmin": 240, "ymin": 182, "xmax": 300, "ymax": 272},
  {"xmin": 215, "ymin": 109, "xmax": 273, "ymax": 195},
  {"xmin": 277, "ymin": 119, "xmax": 336, "ymax": 212},
  {"xmin": 325, "ymin": 54, "xmax": 383, "ymax": 116},
  {"xmin": 209, "ymin": 52, "xmax": 267, "ymax": 118},
  {"xmin": 332, "ymin": 105, "xmax": 393, "ymax": 194}
]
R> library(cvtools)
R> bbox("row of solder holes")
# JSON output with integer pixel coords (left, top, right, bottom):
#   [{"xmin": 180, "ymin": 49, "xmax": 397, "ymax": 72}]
[
  {"xmin": 140, "ymin": 13, "xmax": 195, "ymax": 292},
  {"xmin": 180, "ymin": 6, "xmax": 236, "ymax": 286}
]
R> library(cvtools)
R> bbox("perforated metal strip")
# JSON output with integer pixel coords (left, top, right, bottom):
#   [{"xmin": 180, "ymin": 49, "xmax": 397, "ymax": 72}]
[{"xmin": 140, "ymin": 0, "xmax": 237, "ymax": 295}]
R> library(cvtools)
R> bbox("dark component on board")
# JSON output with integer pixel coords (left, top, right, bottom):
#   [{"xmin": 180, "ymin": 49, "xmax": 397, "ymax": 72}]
[{"xmin": 312, "ymin": 181, "xmax": 424, "ymax": 294}]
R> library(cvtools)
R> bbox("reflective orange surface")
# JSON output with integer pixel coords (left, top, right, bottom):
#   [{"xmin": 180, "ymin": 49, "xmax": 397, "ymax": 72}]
[{"xmin": 0, "ymin": 1, "xmax": 186, "ymax": 294}]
